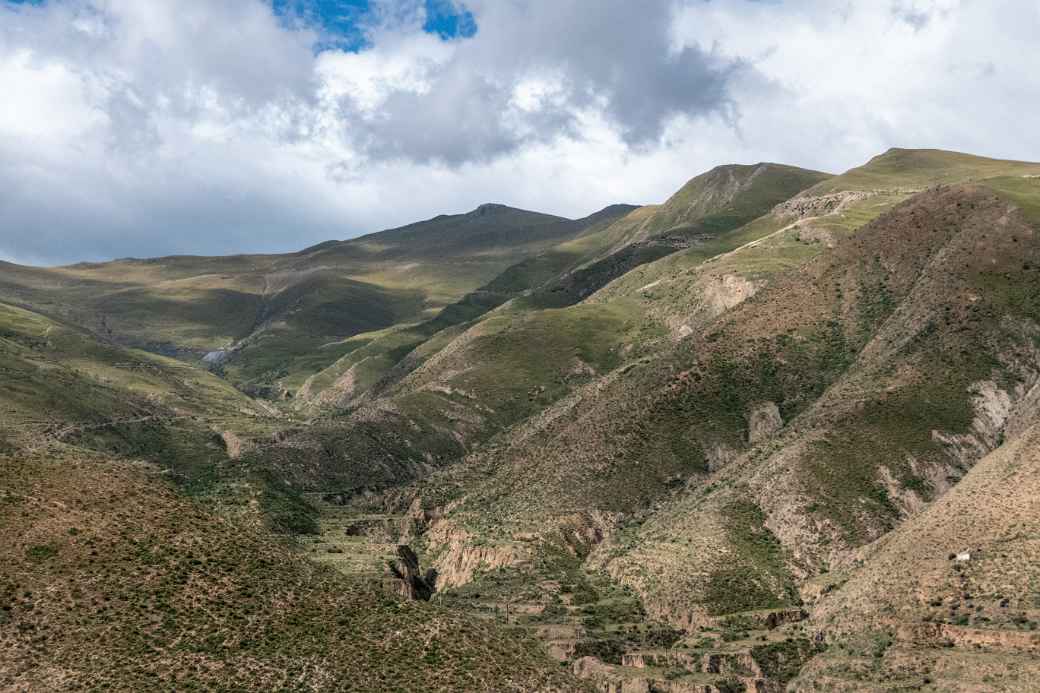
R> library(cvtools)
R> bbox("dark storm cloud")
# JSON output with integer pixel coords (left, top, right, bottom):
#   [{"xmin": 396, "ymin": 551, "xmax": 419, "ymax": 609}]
[
  {"xmin": 336, "ymin": 0, "xmax": 744, "ymax": 164},
  {"xmin": 2, "ymin": 0, "xmax": 1039, "ymax": 265},
  {"xmin": 0, "ymin": 0, "xmax": 745, "ymax": 262}
]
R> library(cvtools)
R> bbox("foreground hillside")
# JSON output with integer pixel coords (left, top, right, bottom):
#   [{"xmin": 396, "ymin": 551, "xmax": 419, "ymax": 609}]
[
  {"xmin": 0, "ymin": 452, "xmax": 578, "ymax": 692},
  {"xmin": 795, "ymin": 419, "xmax": 1040, "ymax": 691},
  {"xmin": 0, "ymin": 301, "xmax": 577, "ymax": 691},
  {"xmin": 3, "ymin": 147, "xmax": 1040, "ymax": 691}
]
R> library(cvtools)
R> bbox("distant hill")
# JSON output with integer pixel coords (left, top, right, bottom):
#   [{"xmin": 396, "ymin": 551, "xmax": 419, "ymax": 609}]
[{"xmin": 0, "ymin": 204, "xmax": 629, "ymax": 396}]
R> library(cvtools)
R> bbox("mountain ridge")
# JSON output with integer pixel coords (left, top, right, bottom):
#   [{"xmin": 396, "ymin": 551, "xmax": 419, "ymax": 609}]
[{"xmin": 3, "ymin": 147, "xmax": 1040, "ymax": 691}]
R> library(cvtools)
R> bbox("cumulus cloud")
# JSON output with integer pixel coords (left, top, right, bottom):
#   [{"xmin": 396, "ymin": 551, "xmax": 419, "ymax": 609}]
[
  {"xmin": 0, "ymin": 0, "xmax": 1038, "ymax": 264},
  {"xmin": 321, "ymin": 0, "xmax": 743, "ymax": 164}
]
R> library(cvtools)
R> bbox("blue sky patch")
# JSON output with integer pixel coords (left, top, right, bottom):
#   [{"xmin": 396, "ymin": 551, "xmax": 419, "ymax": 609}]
[
  {"xmin": 272, "ymin": 0, "xmax": 476, "ymax": 52},
  {"xmin": 423, "ymin": 0, "xmax": 477, "ymax": 40}
]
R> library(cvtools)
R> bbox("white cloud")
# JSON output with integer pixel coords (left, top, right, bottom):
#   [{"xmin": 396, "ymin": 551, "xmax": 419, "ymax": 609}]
[
  {"xmin": 671, "ymin": 0, "xmax": 1040, "ymax": 172},
  {"xmin": 0, "ymin": 0, "xmax": 1037, "ymax": 265}
]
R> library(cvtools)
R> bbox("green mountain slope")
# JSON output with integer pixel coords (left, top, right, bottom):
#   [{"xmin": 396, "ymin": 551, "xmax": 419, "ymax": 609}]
[
  {"xmin": 0, "ymin": 205, "xmax": 598, "ymax": 396},
  {"xmin": 813, "ymin": 147, "xmax": 1040, "ymax": 193},
  {"xmin": 299, "ymin": 163, "xmax": 830, "ymax": 410},
  {"xmin": 421, "ymin": 177, "xmax": 1039, "ymax": 584},
  {"xmin": 0, "ymin": 298, "xmax": 327, "ymax": 532},
  {"xmin": 0, "ymin": 297, "xmax": 579, "ymax": 690},
  {"xmin": 5, "ymin": 147, "xmax": 1040, "ymax": 691},
  {"xmin": 294, "ymin": 205, "xmax": 640, "ymax": 408},
  {"xmin": 354, "ymin": 154, "xmax": 1040, "ymax": 689}
]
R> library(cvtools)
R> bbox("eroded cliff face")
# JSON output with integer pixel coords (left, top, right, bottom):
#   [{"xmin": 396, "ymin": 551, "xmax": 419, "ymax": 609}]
[
  {"xmin": 773, "ymin": 191, "xmax": 877, "ymax": 221},
  {"xmin": 385, "ymin": 544, "xmax": 437, "ymax": 601},
  {"xmin": 428, "ymin": 526, "xmax": 529, "ymax": 591}
]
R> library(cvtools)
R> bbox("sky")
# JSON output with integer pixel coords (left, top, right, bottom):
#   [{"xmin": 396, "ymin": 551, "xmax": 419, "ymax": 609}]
[{"xmin": 0, "ymin": 0, "xmax": 1038, "ymax": 265}]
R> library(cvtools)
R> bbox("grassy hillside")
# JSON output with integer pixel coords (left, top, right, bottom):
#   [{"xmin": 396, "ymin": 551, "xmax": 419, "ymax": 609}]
[
  {"xmin": 0, "ymin": 300, "xmax": 270, "ymax": 451},
  {"xmin": 431, "ymin": 182, "xmax": 1040, "ymax": 610},
  {"xmin": 294, "ymin": 206, "xmax": 640, "ymax": 408},
  {"xmin": 0, "ymin": 299, "xmax": 332, "ymax": 533},
  {"xmin": 0, "ymin": 205, "xmax": 598, "ymax": 396},
  {"xmin": 345, "ymin": 152, "xmax": 1040, "ymax": 691},
  {"xmin": 6, "ymin": 147, "xmax": 1040, "ymax": 691},
  {"xmin": 0, "ymin": 298, "xmax": 580, "ymax": 690},
  {"xmin": 631, "ymin": 162, "xmax": 831, "ymax": 242},
  {"xmin": 0, "ymin": 452, "xmax": 579, "ymax": 692},
  {"xmin": 796, "ymin": 420, "xmax": 1040, "ymax": 691},
  {"xmin": 300, "ymin": 163, "xmax": 829, "ymax": 410},
  {"xmin": 585, "ymin": 150, "xmax": 1039, "ymax": 330},
  {"xmin": 813, "ymin": 148, "xmax": 1040, "ymax": 193}
]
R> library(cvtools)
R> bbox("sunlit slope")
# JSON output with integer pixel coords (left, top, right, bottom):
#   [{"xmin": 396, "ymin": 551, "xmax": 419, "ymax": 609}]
[
  {"xmin": 602, "ymin": 183, "xmax": 1039, "ymax": 626},
  {"xmin": 0, "ymin": 299, "xmax": 269, "ymax": 456},
  {"xmin": 795, "ymin": 420, "xmax": 1040, "ymax": 692},
  {"xmin": 301, "ymin": 164, "xmax": 830, "ymax": 408},
  {"xmin": 0, "ymin": 297, "xmax": 342, "ymax": 539},
  {"xmin": 589, "ymin": 150, "xmax": 1040, "ymax": 334},
  {"xmin": 5, "ymin": 147, "xmax": 1040, "ymax": 691},
  {"xmin": 622, "ymin": 162, "xmax": 831, "ymax": 244},
  {"xmin": 409, "ymin": 174, "xmax": 1039, "ymax": 628},
  {"xmin": 0, "ymin": 205, "xmax": 597, "ymax": 393},
  {"xmin": 813, "ymin": 147, "xmax": 1040, "ymax": 193}
]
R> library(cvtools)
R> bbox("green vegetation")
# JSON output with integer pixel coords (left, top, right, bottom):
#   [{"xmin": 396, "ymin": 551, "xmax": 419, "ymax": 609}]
[
  {"xmin": 802, "ymin": 372, "xmax": 979, "ymax": 541},
  {"xmin": 0, "ymin": 204, "xmax": 609, "ymax": 396},
  {"xmin": 0, "ymin": 454, "xmax": 576, "ymax": 692},
  {"xmin": 5, "ymin": 148, "xmax": 1040, "ymax": 691},
  {"xmin": 25, "ymin": 544, "xmax": 58, "ymax": 562},
  {"xmin": 814, "ymin": 148, "xmax": 1040, "ymax": 194},
  {"xmin": 702, "ymin": 500, "xmax": 796, "ymax": 616},
  {"xmin": 983, "ymin": 175, "xmax": 1040, "ymax": 223},
  {"xmin": 642, "ymin": 163, "xmax": 831, "ymax": 238},
  {"xmin": 439, "ymin": 535, "xmax": 681, "ymax": 668},
  {"xmin": 750, "ymin": 638, "xmax": 818, "ymax": 684}
]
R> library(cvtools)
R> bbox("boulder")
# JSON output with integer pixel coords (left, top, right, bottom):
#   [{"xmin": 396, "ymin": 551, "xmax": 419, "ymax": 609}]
[
  {"xmin": 747, "ymin": 402, "xmax": 783, "ymax": 444},
  {"xmin": 385, "ymin": 545, "xmax": 436, "ymax": 601}
]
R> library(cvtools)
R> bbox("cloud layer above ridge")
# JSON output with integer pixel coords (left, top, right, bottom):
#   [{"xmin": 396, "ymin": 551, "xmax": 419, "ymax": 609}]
[{"xmin": 1, "ymin": 0, "xmax": 1037, "ymax": 264}]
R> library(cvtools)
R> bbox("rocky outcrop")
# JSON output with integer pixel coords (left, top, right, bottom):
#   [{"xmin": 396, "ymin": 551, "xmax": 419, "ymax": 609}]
[
  {"xmin": 427, "ymin": 521, "xmax": 529, "ymax": 590},
  {"xmin": 746, "ymin": 402, "xmax": 783, "ymax": 445},
  {"xmin": 899, "ymin": 622, "xmax": 1040, "ymax": 653},
  {"xmin": 772, "ymin": 191, "xmax": 875, "ymax": 221},
  {"xmin": 432, "ymin": 538, "xmax": 528, "ymax": 590},
  {"xmin": 931, "ymin": 379, "xmax": 1014, "ymax": 468},
  {"xmin": 398, "ymin": 496, "xmax": 432, "ymax": 541},
  {"xmin": 219, "ymin": 430, "xmax": 244, "ymax": 459},
  {"xmin": 701, "ymin": 274, "xmax": 764, "ymax": 325},
  {"xmin": 623, "ymin": 649, "xmax": 758, "ymax": 678},
  {"xmin": 385, "ymin": 545, "xmax": 436, "ymax": 601},
  {"xmin": 794, "ymin": 224, "xmax": 837, "ymax": 248}
]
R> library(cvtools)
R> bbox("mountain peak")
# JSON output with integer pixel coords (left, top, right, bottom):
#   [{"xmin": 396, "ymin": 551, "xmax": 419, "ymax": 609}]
[{"xmin": 471, "ymin": 203, "xmax": 511, "ymax": 217}]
